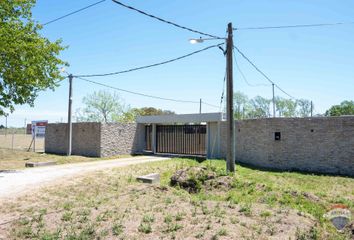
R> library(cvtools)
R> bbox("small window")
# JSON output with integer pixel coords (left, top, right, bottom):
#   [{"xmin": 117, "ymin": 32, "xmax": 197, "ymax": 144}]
[{"xmin": 274, "ymin": 132, "xmax": 281, "ymax": 141}]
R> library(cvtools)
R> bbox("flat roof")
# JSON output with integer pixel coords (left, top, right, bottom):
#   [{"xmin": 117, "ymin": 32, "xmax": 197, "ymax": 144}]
[{"xmin": 136, "ymin": 112, "xmax": 223, "ymax": 124}]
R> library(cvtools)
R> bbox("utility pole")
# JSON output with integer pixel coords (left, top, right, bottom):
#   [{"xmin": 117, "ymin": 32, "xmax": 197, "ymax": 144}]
[
  {"xmin": 199, "ymin": 98, "xmax": 202, "ymax": 114},
  {"xmin": 272, "ymin": 83, "xmax": 276, "ymax": 118},
  {"xmin": 226, "ymin": 22, "xmax": 235, "ymax": 173},
  {"xmin": 310, "ymin": 101, "xmax": 313, "ymax": 117},
  {"xmin": 67, "ymin": 74, "xmax": 73, "ymax": 156}
]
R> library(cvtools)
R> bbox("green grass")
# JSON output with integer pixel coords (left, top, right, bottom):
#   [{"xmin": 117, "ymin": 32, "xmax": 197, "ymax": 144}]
[{"xmin": 1, "ymin": 158, "xmax": 353, "ymax": 239}]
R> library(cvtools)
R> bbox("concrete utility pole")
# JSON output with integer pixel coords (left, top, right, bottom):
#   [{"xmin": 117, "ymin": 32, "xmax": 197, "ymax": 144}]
[
  {"xmin": 67, "ymin": 74, "xmax": 73, "ymax": 156},
  {"xmin": 310, "ymin": 101, "xmax": 313, "ymax": 117},
  {"xmin": 199, "ymin": 98, "xmax": 202, "ymax": 114},
  {"xmin": 272, "ymin": 83, "xmax": 276, "ymax": 118},
  {"xmin": 226, "ymin": 22, "xmax": 235, "ymax": 173}
]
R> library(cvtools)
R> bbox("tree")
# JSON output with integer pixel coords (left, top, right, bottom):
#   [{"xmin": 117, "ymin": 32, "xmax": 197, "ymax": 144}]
[
  {"xmin": 76, "ymin": 90, "xmax": 126, "ymax": 123},
  {"xmin": 297, "ymin": 99, "xmax": 312, "ymax": 117},
  {"xmin": 325, "ymin": 101, "xmax": 354, "ymax": 116},
  {"xmin": 233, "ymin": 91, "xmax": 250, "ymax": 120},
  {"xmin": 249, "ymin": 96, "xmax": 271, "ymax": 118},
  {"xmin": 0, "ymin": 0, "xmax": 67, "ymax": 116},
  {"xmin": 275, "ymin": 97, "xmax": 297, "ymax": 117},
  {"xmin": 119, "ymin": 107, "xmax": 175, "ymax": 123}
]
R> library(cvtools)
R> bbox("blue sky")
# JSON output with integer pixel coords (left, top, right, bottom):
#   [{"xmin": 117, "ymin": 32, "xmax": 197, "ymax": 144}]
[{"xmin": 2, "ymin": 0, "xmax": 354, "ymax": 127}]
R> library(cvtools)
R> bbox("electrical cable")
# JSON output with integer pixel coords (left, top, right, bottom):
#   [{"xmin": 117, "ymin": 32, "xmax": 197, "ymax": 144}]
[
  {"xmin": 233, "ymin": 52, "xmax": 270, "ymax": 87},
  {"xmin": 111, "ymin": 0, "xmax": 223, "ymax": 39},
  {"xmin": 220, "ymin": 68, "xmax": 226, "ymax": 109},
  {"xmin": 234, "ymin": 46, "xmax": 295, "ymax": 99},
  {"xmin": 76, "ymin": 77, "xmax": 219, "ymax": 109},
  {"xmin": 43, "ymin": 0, "xmax": 106, "ymax": 26},
  {"xmin": 233, "ymin": 21, "xmax": 354, "ymax": 31},
  {"xmin": 75, "ymin": 43, "xmax": 224, "ymax": 78}
]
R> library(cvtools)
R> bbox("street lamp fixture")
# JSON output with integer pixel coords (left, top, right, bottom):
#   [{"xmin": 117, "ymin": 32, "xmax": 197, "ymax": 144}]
[{"xmin": 189, "ymin": 37, "xmax": 226, "ymax": 44}]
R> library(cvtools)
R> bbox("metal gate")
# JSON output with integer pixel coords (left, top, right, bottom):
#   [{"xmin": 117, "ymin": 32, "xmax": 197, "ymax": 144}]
[
  {"xmin": 156, "ymin": 125, "xmax": 206, "ymax": 156},
  {"xmin": 145, "ymin": 125, "xmax": 152, "ymax": 151}
]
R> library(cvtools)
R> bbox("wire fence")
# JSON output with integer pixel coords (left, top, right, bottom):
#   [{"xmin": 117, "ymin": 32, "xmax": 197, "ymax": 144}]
[{"xmin": 0, "ymin": 133, "xmax": 44, "ymax": 152}]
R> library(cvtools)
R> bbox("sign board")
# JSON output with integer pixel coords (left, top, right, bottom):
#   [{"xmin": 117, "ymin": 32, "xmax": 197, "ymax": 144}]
[{"xmin": 31, "ymin": 120, "xmax": 48, "ymax": 138}]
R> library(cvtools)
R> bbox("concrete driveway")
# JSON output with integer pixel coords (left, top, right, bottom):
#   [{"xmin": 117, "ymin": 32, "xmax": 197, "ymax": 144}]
[{"xmin": 0, "ymin": 156, "xmax": 169, "ymax": 200}]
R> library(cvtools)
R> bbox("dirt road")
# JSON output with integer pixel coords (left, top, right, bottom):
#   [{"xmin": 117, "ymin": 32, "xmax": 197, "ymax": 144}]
[{"xmin": 0, "ymin": 156, "xmax": 169, "ymax": 200}]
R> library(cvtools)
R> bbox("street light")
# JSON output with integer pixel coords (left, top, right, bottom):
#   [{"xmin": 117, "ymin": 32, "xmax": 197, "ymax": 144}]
[{"xmin": 189, "ymin": 23, "xmax": 235, "ymax": 173}]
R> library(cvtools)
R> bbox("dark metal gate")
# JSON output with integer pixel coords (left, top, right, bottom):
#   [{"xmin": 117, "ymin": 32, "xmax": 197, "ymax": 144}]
[
  {"xmin": 145, "ymin": 125, "xmax": 152, "ymax": 151},
  {"xmin": 156, "ymin": 125, "xmax": 206, "ymax": 156}
]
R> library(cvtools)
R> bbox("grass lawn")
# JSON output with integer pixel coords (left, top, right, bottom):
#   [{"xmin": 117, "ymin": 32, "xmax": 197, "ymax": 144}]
[
  {"xmin": 0, "ymin": 148, "xmax": 131, "ymax": 170},
  {"xmin": 0, "ymin": 158, "xmax": 353, "ymax": 239}
]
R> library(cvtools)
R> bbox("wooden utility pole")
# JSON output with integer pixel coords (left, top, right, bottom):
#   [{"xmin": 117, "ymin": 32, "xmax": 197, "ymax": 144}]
[
  {"xmin": 226, "ymin": 23, "xmax": 235, "ymax": 173},
  {"xmin": 67, "ymin": 74, "xmax": 73, "ymax": 156},
  {"xmin": 272, "ymin": 83, "xmax": 276, "ymax": 118}
]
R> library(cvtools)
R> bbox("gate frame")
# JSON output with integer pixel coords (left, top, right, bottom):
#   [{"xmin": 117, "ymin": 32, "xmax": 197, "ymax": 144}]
[{"xmin": 137, "ymin": 113, "xmax": 223, "ymax": 157}]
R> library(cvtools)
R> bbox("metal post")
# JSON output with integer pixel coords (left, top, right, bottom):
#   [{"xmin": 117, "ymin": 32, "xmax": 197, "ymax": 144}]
[
  {"xmin": 226, "ymin": 23, "xmax": 235, "ymax": 173},
  {"xmin": 67, "ymin": 74, "xmax": 73, "ymax": 156},
  {"xmin": 199, "ymin": 99, "xmax": 202, "ymax": 114},
  {"xmin": 272, "ymin": 83, "xmax": 276, "ymax": 118}
]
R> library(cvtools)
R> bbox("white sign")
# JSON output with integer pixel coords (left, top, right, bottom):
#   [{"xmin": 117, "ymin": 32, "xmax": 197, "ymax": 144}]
[{"xmin": 31, "ymin": 120, "xmax": 48, "ymax": 138}]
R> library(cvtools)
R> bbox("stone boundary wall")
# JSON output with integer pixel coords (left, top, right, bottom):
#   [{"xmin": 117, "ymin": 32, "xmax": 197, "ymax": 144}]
[
  {"xmin": 45, "ymin": 122, "xmax": 146, "ymax": 157},
  {"xmin": 45, "ymin": 122, "xmax": 101, "ymax": 157},
  {"xmin": 218, "ymin": 116, "xmax": 354, "ymax": 176},
  {"xmin": 100, "ymin": 123, "xmax": 145, "ymax": 157}
]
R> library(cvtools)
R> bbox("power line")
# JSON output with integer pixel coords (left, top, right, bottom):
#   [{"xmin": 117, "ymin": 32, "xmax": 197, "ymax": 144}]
[
  {"xmin": 201, "ymin": 101, "xmax": 219, "ymax": 109},
  {"xmin": 111, "ymin": 0, "xmax": 223, "ymax": 39},
  {"xmin": 42, "ymin": 0, "xmax": 106, "ymax": 26},
  {"xmin": 75, "ymin": 43, "xmax": 224, "ymax": 78},
  {"xmin": 234, "ymin": 46, "xmax": 296, "ymax": 99},
  {"xmin": 77, "ymin": 77, "xmax": 219, "ymax": 108},
  {"xmin": 233, "ymin": 21, "xmax": 354, "ymax": 31},
  {"xmin": 220, "ymin": 68, "xmax": 226, "ymax": 107},
  {"xmin": 233, "ymin": 52, "xmax": 270, "ymax": 87}
]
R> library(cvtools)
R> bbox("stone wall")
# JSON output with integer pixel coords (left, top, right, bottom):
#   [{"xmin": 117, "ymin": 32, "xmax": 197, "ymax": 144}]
[
  {"xmin": 216, "ymin": 117, "xmax": 354, "ymax": 176},
  {"xmin": 100, "ymin": 123, "xmax": 145, "ymax": 157},
  {"xmin": 45, "ymin": 122, "xmax": 101, "ymax": 157},
  {"xmin": 45, "ymin": 122, "xmax": 146, "ymax": 157}
]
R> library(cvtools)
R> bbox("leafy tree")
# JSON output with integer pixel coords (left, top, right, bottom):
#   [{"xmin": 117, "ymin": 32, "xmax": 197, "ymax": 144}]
[
  {"xmin": 0, "ymin": 0, "xmax": 67, "ymax": 116},
  {"xmin": 297, "ymin": 99, "xmax": 312, "ymax": 117},
  {"xmin": 76, "ymin": 90, "xmax": 126, "ymax": 123},
  {"xmin": 249, "ymin": 96, "xmax": 271, "ymax": 118},
  {"xmin": 325, "ymin": 101, "xmax": 354, "ymax": 116},
  {"xmin": 233, "ymin": 91, "xmax": 250, "ymax": 120},
  {"xmin": 275, "ymin": 97, "xmax": 297, "ymax": 117},
  {"xmin": 119, "ymin": 107, "xmax": 175, "ymax": 123},
  {"xmin": 0, "ymin": 125, "xmax": 4, "ymax": 129}
]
